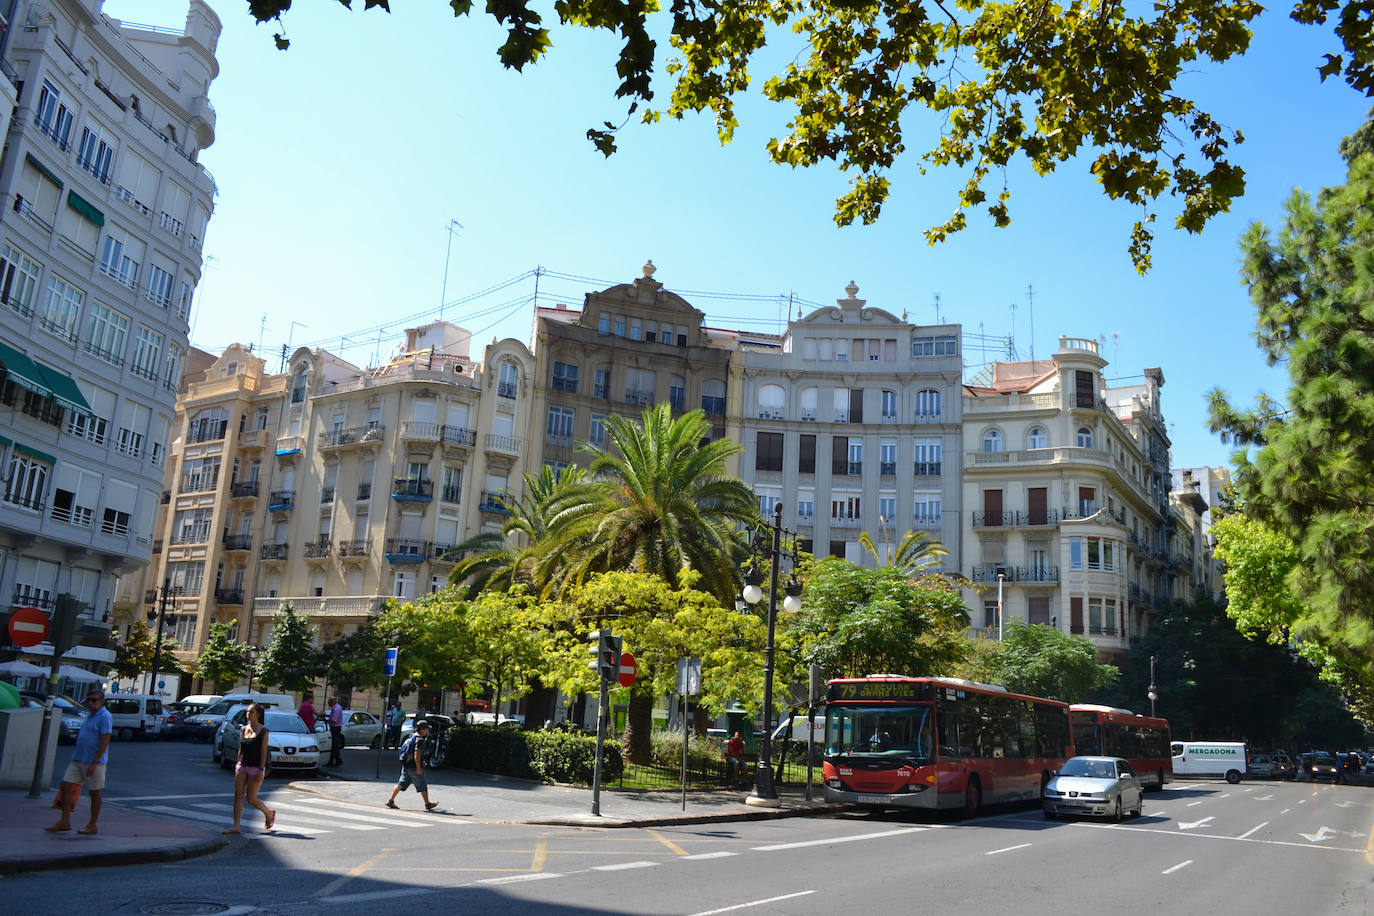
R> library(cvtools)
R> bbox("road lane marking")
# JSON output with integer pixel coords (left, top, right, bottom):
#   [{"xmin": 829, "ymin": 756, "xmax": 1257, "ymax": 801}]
[
  {"xmin": 314, "ymin": 848, "xmax": 394, "ymax": 898},
  {"xmin": 530, "ymin": 836, "xmax": 548, "ymax": 873},
  {"xmin": 649, "ymin": 828, "xmax": 690, "ymax": 856},
  {"xmin": 1162, "ymin": 860, "xmax": 1193, "ymax": 875},
  {"xmin": 1077, "ymin": 821, "xmax": 1366, "ymax": 853},
  {"xmin": 110, "ymin": 794, "xmax": 224, "ymax": 801},
  {"xmin": 1178, "ymin": 816, "xmax": 1214, "ymax": 830},
  {"xmin": 985, "ymin": 843, "xmax": 1031, "ymax": 856},
  {"xmin": 1238, "ymin": 822, "xmax": 1269, "ymax": 840},
  {"xmin": 1299, "ymin": 826, "xmax": 1336, "ymax": 843},
  {"xmin": 318, "ymin": 888, "xmax": 433, "ymax": 904},
  {"xmin": 682, "ymin": 852, "xmax": 738, "ymax": 860},
  {"xmin": 753, "ymin": 826, "xmax": 928, "ymax": 851},
  {"xmin": 1364, "ymin": 815, "xmax": 1374, "ymax": 866},
  {"xmin": 1186, "ymin": 801, "xmax": 1203, "ymax": 807},
  {"xmin": 592, "ymin": 861, "xmax": 659, "ymax": 870},
  {"xmin": 266, "ymin": 799, "xmax": 436, "ymax": 826},
  {"xmin": 191, "ymin": 803, "xmax": 385, "ymax": 831},
  {"xmin": 691, "ymin": 891, "xmax": 816, "ymax": 915},
  {"xmin": 1281, "ymin": 809, "xmax": 1291, "ymax": 814},
  {"xmin": 480, "ymin": 873, "xmax": 564, "ymax": 885}
]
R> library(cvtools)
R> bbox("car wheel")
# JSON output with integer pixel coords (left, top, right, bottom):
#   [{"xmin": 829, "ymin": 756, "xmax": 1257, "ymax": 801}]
[
  {"xmin": 118, "ymin": 726, "xmax": 134, "ymax": 741},
  {"xmin": 220, "ymin": 753, "xmax": 232, "ymax": 771},
  {"xmin": 370, "ymin": 735, "xmax": 382, "ymax": 750},
  {"xmin": 1113, "ymin": 797, "xmax": 1123, "ymax": 822},
  {"xmin": 1225, "ymin": 769, "xmax": 1242, "ymax": 785},
  {"xmin": 212, "ymin": 741, "xmax": 221, "ymax": 763}
]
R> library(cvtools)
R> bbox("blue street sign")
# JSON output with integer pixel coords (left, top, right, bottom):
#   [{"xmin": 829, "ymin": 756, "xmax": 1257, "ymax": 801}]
[{"xmin": 383, "ymin": 647, "xmax": 398, "ymax": 678}]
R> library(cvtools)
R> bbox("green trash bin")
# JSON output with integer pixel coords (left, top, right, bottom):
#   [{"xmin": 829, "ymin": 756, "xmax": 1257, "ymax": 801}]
[{"xmin": 724, "ymin": 708, "xmax": 757, "ymax": 755}]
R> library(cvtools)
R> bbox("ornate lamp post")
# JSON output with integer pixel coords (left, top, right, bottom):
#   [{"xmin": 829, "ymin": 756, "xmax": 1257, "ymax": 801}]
[
  {"xmin": 246, "ymin": 645, "xmax": 260, "ymax": 692},
  {"xmin": 148, "ymin": 578, "xmax": 181, "ymax": 697},
  {"xmin": 740, "ymin": 502, "xmax": 803, "ymax": 807}
]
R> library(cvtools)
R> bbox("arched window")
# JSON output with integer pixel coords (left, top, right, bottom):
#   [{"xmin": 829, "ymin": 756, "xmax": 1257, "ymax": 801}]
[
  {"xmin": 291, "ymin": 367, "xmax": 309, "ymax": 404},
  {"xmin": 758, "ymin": 384, "xmax": 786, "ymax": 418},
  {"xmin": 914, "ymin": 388, "xmax": 942, "ymax": 419},
  {"xmin": 800, "ymin": 386, "xmax": 818, "ymax": 421},
  {"xmin": 1077, "ymin": 426, "xmax": 1094, "ymax": 448},
  {"xmin": 498, "ymin": 361, "xmax": 519, "ymax": 397},
  {"xmin": 983, "ymin": 429, "xmax": 1004, "ymax": 452},
  {"xmin": 1027, "ymin": 426, "xmax": 1047, "ymax": 449},
  {"xmin": 188, "ymin": 406, "xmax": 228, "ymax": 442}
]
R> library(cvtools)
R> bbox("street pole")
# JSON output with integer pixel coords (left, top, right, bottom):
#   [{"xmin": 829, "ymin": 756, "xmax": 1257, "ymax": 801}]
[
  {"xmin": 750, "ymin": 502, "xmax": 784, "ymax": 805},
  {"xmin": 996, "ymin": 572, "xmax": 1004, "ymax": 641},
  {"xmin": 591, "ymin": 673, "xmax": 609, "ymax": 817},
  {"xmin": 28, "ymin": 596, "xmax": 81, "ymax": 798},
  {"xmin": 1148, "ymin": 655, "xmax": 1158, "ymax": 717},
  {"xmin": 148, "ymin": 578, "xmax": 172, "ymax": 698},
  {"xmin": 377, "ymin": 674, "xmax": 392, "ymax": 779}
]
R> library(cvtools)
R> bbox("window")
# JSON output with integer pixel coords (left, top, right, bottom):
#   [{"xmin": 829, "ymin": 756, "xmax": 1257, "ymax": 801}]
[
  {"xmin": 798, "ymin": 434, "xmax": 816, "ymax": 474},
  {"xmin": 831, "ymin": 495, "xmax": 861, "ymax": 521},
  {"xmin": 912, "ymin": 334, "xmax": 959, "ymax": 356},
  {"xmin": 77, "ymin": 124, "xmax": 114, "ymax": 183},
  {"xmin": 913, "ymin": 438, "xmax": 942, "ymax": 476},
  {"xmin": 701, "ymin": 379, "xmax": 725, "ymax": 415},
  {"xmin": 176, "ymin": 279, "xmax": 194, "ymax": 321},
  {"xmin": 597, "ymin": 312, "xmax": 611, "ymax": 334},
  {"xmin": 1028, "ymin": 427, "xmax": 1047, "ymax": 449},
  {"xmin": 589, "ymin": 414, "xmax": 607, "ymax": 448},
  {"xmin": 546, "ymin": 406, "xmax": 574, "ymax": 446},
  {"xmin": 614, "ymin": 314, "xmax": 626, "ymax": 337},
  {"xmin": 800, "ymin": 387, "xmax": 818, "ymax": 421},
  {"xmin": 914, "ymin": 388, "xmax": 941, "ymax": 419},
  {"xmin": 881, "ymin": 389, "xmax": 897, "ymax": 421},
  {"xmin": 187, "ymin": 407, "xmax": 228, "ymax": 442},
  {"xmin": 84, "ymin": 301, "xmax": 129, "ymax": 365},
  {"xmin": 982, "ymin": 429, "xmax": 1004, "ymax": 452},
  {"xmin": 625, "ymin": 368, "xmax": 655, "ymax": 404},
  {"xmin": 160, "ymin": 181, "xmax": 189, "ymax": 237},
  {"xmin": 1070, "ymin": 537, "xmax": 1083, "ymax": 570},
  {"xmin": 797, "ymin": 493, "xmax": 815, "ymax": 520},
  {"xmin": 113, "ymin": 149, "xmax": 160, "ymax": 216},
  {"xmin": 756, "ymin": 432, "xmax": 783, "ymax": 472},
  {"xmin": 913, "ymin": 494, "xmax": 941, "ymax": 526},
  {"xmin": 99, "ymin": 231, "xmax": 141, "ymax": 288},
  {"xmin": 758, "ymin": 384, "xmax": 785, "ymax": 419},
  {"xmin": 594, "ymin": 367, "xmax": 610, "ymax": 399},
  {"xmin": 441, "ymin": 466, "xmax": 462, "ymax": 503},
  {"xmin": 660, "ymin": 323, "xmax": 674, "ymax": 345},
  {"xmin": 879, "ymin": 496, "xmax": 897, "ymax": 524},
  {"xmin": 41, "ymin": 275, "xmax": 84, "ymax": 342},
  {"xmin": 164, "ymin": 344, "xmax": 185, "ymax": 391},
  {"xmin": 117, "ymin": 401, "xmax": 150, "ymax": 458},
  {"xmin": 0, "ymin": 242, "xmax": 43, "ymax": 315},
  {"xmin": 831, "ymin": 436, "xmax": 850, "ymax": 475},
  {"xmin": 146, "ymin": 264, "xmax": 174, "ymax": 308},
  {"xmin": 757, "ymin": 488, "xmax": 780, "ymax": 517},
  {"xmin": 629, "ymin": 317, "xmax": 642, "ymax": 341},
  {"xmin": 669, "ymin": 375, "xmax": 686, "ymax": 411},
  {"xmin": 35, "ymin": 81, "xmax": 74, "ymax": 150},
  {"xmin": 551, "ymin": 360, "xmax": 579, "ymax": 393},
  {"xmin": 1078, "ymin": 486, "xmax": 1096, "ymax": 516},
  {"xmin": 1077, "ymin": 426, "xmax": 1094, "ymax": 448},
  {"xmin": 802, "ymin": 338, "xmax": 818, "ymax": 360},
  {"xmin": 4, "ymin": 450, "xmax": 50, "ymax": 510},
  {"xmin": 131, "ymin": 326, "xmax": 164, "ymax": 381},
  {"xmin": 880, "ymin": 439, "xmax": 897, "ymax": 476},
  {"xmin": 847, "ymin": 439, "xmax": 863, "ymax": 475},
  {"xmin": 983, "ymin": 601, "xmax": 999, "ymax": 629},
  {"xmin": 498, "ymin": 362, "xmax": 518, "ymax": 398}
]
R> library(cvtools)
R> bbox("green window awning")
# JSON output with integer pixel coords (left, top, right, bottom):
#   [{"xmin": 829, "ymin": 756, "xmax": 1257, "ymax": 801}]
[
  {"xmin": 0, "ymin": 434, "xmax": 11, "ymax": 448},
  {"xmin": 14, "ymin": 443, "xmax": 57, "ymax": 465},
  {"xmin": 33, "ymin": 363, "xmax": 92, "ymax": 417},
  {"xmin": 66, "ymin": 190, "xmax": 103, "ymax": 227},
  {"xmin": 24, "ymin": 152, "xmax": 62, "ymax": 189},
  {"xmin": 0, "ymin": 340, "xmax": 52, "ymax": 398}
]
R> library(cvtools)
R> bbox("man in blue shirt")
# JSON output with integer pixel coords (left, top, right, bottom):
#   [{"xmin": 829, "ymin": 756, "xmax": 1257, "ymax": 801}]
[{"xmin": 46, "ymin": 688, "xmax": 112, "ymax": 835}]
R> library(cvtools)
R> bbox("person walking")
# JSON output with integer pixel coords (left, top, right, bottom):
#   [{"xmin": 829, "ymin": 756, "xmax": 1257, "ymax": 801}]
[
  {"xmin": 388, "ymin": 700, "xmax": 405, "ymax": 749},
  {"xmin": 386, "ymin": 719, "xmax": 438, "ymax": 811},
  {"xmin": 223, "ymin": 702, "xmax": 275, "ymax": 834},
  {"xmin": 326, "ymin": 696, "xmax": 344, "ymax": 767},
  {"xmin": 298, "ymin": 691, "xmax": 317, "ymax": 733},
  {"xmin": 46, "ymin": 688, "xmax": 112, "ymax": 835}
]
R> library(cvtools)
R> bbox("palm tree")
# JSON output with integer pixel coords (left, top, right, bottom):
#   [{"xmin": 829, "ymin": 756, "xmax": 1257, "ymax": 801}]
[
  {"xmin": 541, "ymin": 404, "xmax": 759, "ymax": 603},
  {"xmin": 859, "ymin": 527, "xmax": 957, "ymax": 580},
  {"xmin": 445, "ymin": 464, "xmax": 585, "ymax": 597}
]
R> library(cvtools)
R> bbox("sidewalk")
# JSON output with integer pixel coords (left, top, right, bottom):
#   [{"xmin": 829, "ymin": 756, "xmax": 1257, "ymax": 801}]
[{"xmin": 0, "ymin": 790, "xmax": 226, "ymax": 876}]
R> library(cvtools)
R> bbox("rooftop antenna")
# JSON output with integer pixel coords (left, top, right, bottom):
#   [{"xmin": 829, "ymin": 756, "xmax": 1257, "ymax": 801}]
[
  {"xmin": 934, "ymin": 293, "xmax": 942, "ymax": 324},
  {"xmin": 1027, "ymin": 284, "xmax": 1035, "ymax": 362},
  {"xmin": 280, "ymin": 321, "xmax": 307, "ymax": 371},
  {"xmin": 257, "ymin": 313, "xmax": 267, "ymax": 353},
  {"xmin": 189, "ymin": 254, "xmax": 218, "ymax": 343},
  {"xmin": 1009, "ymin": 300, "xmax": 1016, "ymax": 357},
  {"xmin": 1112, "ymin": 331, "xmax": 1120, "ymax": 367},
  {"xmin": 439, "ymin": 217, "xmax": 463, "ymax": 321}
]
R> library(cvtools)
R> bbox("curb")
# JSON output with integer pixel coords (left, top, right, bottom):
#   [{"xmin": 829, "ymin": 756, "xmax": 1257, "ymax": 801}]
[{"xmin": 0, "ymin": 835, "xmax": 229, "ymax": 876}]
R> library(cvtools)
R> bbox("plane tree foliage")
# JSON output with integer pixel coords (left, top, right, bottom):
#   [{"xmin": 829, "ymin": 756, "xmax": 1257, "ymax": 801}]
[
  {"xmin": 246, "ymin": 0, "xmax": 1374, "ymax": 272},
  {"xmin": 195, "ymin": 622, "xmax": 254, "ymax": 692},
  {"xmin": 957, "ymin": 620, "xmax": 1118, "ymax": 702},
  {"xmin": 1206, "ymin": 113, "xmax": 1374, "ymax": 724}
]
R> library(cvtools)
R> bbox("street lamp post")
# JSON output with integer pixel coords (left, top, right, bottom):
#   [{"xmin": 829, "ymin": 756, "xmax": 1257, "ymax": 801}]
[
  {"xmin": 246, "ymin": 645, "xmax": 260, "ymax": 692},
  {"xmin": 147, "ymin": 578, "xmax": 180, "ymax": 697},
  {"xmin": 740, "ymin": 501, "xmax": 803, "ymax": 807},
  {"xmin": 996, "ymin": 572, "xmax": 1005, "ymax": 641},
  {"xmin": 1148, "ymin": 654, "xmax": 1158, "ymax": 717}
]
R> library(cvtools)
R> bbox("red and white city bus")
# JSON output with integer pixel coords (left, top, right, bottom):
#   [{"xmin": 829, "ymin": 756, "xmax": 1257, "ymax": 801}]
[
  {"xmin": 822, "ymin": 676, "xmax": 1073, "ymax": 814},
  {"xmin": 1069, "ymin": 704, "xmax": 1173, "ymax": 789}
]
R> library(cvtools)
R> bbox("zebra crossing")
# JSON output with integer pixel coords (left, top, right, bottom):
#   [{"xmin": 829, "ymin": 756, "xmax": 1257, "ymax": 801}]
[{"xmin": 120, "ymin": 793, "xmax": 441, "ymax": 838}]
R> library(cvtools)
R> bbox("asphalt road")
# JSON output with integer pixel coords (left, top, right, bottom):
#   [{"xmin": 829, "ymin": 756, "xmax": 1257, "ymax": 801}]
[{"xmin": 6, "ymin": 740, "xmax": 1372, "ymax": 915}]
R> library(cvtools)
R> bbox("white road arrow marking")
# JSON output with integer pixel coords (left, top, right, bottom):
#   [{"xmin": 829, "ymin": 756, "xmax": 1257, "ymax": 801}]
[
  {"xmin": 1254, "ymin": 794, "xmax": 1274, "ymax": 801},
  {"xmin": 1334, "ymin": 801, "xmax": 1355, "ymax": 808},
  {"xmin": 1178, "ymin": 816, "xmax": 1215, "ymax": 830},
  {"xmin": 1298, "ymin": 826, "xmax": 1336, "ymax": 843}
]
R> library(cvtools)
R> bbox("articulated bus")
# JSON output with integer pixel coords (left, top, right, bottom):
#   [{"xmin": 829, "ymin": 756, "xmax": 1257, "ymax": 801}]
[
  {"xmin": 1069, "ymin": 704, "xmax": 1173, "ymax": 789},
  {"xmin": 822, "ymin": 676, "xmax": 1073, "ymax": 814}
]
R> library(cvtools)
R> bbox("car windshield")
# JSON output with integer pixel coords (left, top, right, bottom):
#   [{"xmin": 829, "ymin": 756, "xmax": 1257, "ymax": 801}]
[
  {"xmin": 1312, "ymin": 755, "xmax": 1337, "ymax": 766},
  {"xmin": 264, "ymin": 713, "xmax": 309, "ymax": 733},
  {"xmin": 1060, "ymin": 758, "xmax": 1116, "ymax": 779},
  {"xmin": 825, "ymin": 705, "xmax": 932, "ymax": 760}
]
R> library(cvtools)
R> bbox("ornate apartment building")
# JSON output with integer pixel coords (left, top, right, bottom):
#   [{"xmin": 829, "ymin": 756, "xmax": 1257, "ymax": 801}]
[{"xmin": 0, "ymin": 1, "xmax": 221, "ymax": 674}]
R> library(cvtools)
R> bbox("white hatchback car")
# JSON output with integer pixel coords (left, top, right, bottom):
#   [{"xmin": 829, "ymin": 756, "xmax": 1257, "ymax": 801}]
[
  {"xmin": 218, "ymin": 707, "xmax": 320, "ymax": 775},
  {"xmin": 314, "ymin": 709, "xmax": 385, "ymax": 749}
]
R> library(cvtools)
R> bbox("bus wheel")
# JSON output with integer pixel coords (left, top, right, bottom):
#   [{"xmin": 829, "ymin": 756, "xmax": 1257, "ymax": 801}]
[
  {"xmin": 1225, "ymin": 769, "xmax": 1242, "ymax": 785},
  {"xmin": 964, "ymin": 778, "xmax": 981, "ymax": 818}
]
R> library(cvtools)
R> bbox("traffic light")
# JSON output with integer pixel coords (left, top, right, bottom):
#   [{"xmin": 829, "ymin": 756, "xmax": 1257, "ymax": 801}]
[{"xmin": 587, "ymin": 630, "xmax": 622, "ymax": 681}]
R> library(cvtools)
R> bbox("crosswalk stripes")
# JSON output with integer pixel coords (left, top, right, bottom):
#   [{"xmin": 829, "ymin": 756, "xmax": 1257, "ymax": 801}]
[
  {"xmin": 264, "ymin": 798, "xmax": 437, "ymax": 827},
  {"xmin": 138, "ymin": 805, "xmax": 334, "ymax": 835},
  {"xmin": 133, "ymin": 795, "xmax": 441, "ymax": 836},
  {"xmin": 191, "ymin": 803, "xmax": 385, "ymax": 831}
]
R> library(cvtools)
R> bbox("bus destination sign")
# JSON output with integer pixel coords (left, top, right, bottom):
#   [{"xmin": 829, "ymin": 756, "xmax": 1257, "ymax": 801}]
[{"xmin": 827, "ymin": 681, "xmax": 930, "ymax": 703}]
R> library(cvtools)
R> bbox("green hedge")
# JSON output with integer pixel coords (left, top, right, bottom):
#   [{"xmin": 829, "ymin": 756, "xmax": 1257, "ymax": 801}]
[
  {"xmin": 648, "ymin": 729, "xmax": 724, "ymax": 770},
  {"xmin": 447, "ymin": 726, "xmax": 623, "ymax": 785}
]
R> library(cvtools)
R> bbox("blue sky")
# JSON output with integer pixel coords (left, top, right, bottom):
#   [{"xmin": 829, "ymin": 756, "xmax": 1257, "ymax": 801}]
[{"xmin": 107, "ymin": 1, "xmax": 1371, "ymax": 471}]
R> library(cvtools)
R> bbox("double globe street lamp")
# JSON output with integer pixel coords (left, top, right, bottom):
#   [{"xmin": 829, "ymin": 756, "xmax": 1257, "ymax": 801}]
[{"xmin": 740, "ymin": 501, "xmax": 803, "ymax": 807}]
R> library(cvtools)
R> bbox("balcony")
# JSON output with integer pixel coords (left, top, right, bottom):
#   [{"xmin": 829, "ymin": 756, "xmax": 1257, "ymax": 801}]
[
  {"xmin": 1061, "ymin": 504, "xmax": 1098, "ymax": 521},
  {"xmin": 498, "ymin": 380, "xmax": 517, "ymax": 398},
  {"xmin": 830, "ymin": 516, "xmax": 862, "ymax": 529},
  {"xmin": 879, "ymin": 461, "xmax": 896, "ymax": 477},
  {"xmin": 356, "ymin": 483, "xmax": 372, "ymax": 501},
  {"xmin": 913, "ymin": 461, "xmax": 942, "ymax": 478},
  {"xmin": 484, "ymin": 434, "xmax": 521, "ymax": 458},
  {"xmin": 800, "ymin": 408, "xmax": 819, "ymax": 423},
  {"xmin": 161, "ymin": 490, "xmax": 171, "ymax": 505},
  {"xmin": 252, "ymin": 595, "xmax": 390, "ymax": 620},
  {"xmin": 236, "ymin": 428, "xmax": 267, "ymax": 450},
  {"xmin": 186, "ymin": 421, "xmax": 228, "ymax": 443},
  {"xmin": 431, "ymin": 543, "xmax": 458, "ymax": 563},
  {"xmin": 669, "ymin": 391, "xmax": 686, "ymax": 411},
  {"xmin": 214, "ymin": 588, "xmax": 244, "ymax": 606},
  {"xmin": 545, "ymin": 431, "xmax": 573, "ymax": 449},
  {"xmin": 178, "ymin": 473, "xmax": 218, "ymax": 494},
  {"xmin": 880, "ymin": 413, "xmax": 898, "ymax": 425},
  {"xmin": 170, "ymin": 528, "xmax": 211, "ymax": 546},
  {"xmin": 304, "ymin": 539, "xmax": 333, "ymax": 560},
  {"xmin": 832, "ymin": 409, "xmax": 849, "ymax": 424},
  {"xmin": 912, "ymin": 515, "xmax": 942, "ymax": 530},
  {"xmin": 230, "ymin": 480, "xmax": 259, "ymax": 499},
  {"xmin": 321, "ymin": 424, "xmax": 384, "ymax": 451},
  {"xmin": 260, "ymin": 543, "xmax": 288, "ymax": 561},
  {"xmin": 320, "ymin": 486, "xmax": 335, "ymax": 504},
  {"xmin": 267, "ymin": 490, "xmax": 295, "ymax": 511},
  {"xmin": 151, "ymin": 539, "xmax": 162, "ymax": 554},
  {"xmin": 337, "ymin": 539, "xmax": 371, "ymax": 560},
  {"xmin": 439, "ymin": 485, "xmax": 461, "ymax": 504},
  {"xmin": 400, "ymin": 421, "xmax": 440, "ymax": 444},
  {"xmin": 912, "ymin": 411, "xmax": 943, "ymax": 424},
  {"xmin": 624, "ymin": 389, "xmax": 654, "ymax": 406},
  {"xmin": 143, "ymin": 589, "xmax": 158, "ymax": 606},
  {"xmin": 971, "ymin": 565, "xmax": 1015, "ymax": 583},
  {"xmin": 478, "ymin": 490, "xmax": 509, "ymax": 515},
  {"xmin": 274, "ymin": 435, "xmax": 303, "ymax": 457},
  {"xmin": 222, "ymin": 534, "xmax": 253, "ymax": 552},
  {"xmin": 1018, "ymin": 565, "xmax": 1060, "ymax": 583},
  {"xmin": 440, "ymin": 425, "xmax": 476, "ymax": 448},
  {"xmin": 391, "ymin": 478, "xmax": 433, "ymax": 503},
  {"xmin": 757, "ymin": 408, "xmax": 785, "ymax": 420},
  {"xmin": 796, "ymin": 514, "xmax": 814, "ymax": 530},
  {"xmin": 384, "ymin": 538, "xmax": 430, "ymax": 564},
  {"xmin": 973, "ymin": 511, "xmax": 1015, "ymax": 528},
  {"xmin": 847, "ymin": 461, "xmax": 863, "ymax": 476},
  {"xmin": 701, "ymin": 397, "xmax": 725, "ymax": 416}
]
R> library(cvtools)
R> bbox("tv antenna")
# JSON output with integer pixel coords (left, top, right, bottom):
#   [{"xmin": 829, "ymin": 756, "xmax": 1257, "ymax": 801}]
[{"xmin": 439, "ymin": 218, "xmax": 463, "ymax": 321}]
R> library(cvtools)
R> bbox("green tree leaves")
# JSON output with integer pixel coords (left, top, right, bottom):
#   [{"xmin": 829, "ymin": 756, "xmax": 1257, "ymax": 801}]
[
  {"xmin": 960, "ymin": 620, "xmax": 1119, "ymax": 702},
  {"xmin": 196, "ymin": 622, "xmax": 254, "ymax": 692},
  {"xmin": 254, "ymin": 603, "xmax": 322, "ymax": 693}
]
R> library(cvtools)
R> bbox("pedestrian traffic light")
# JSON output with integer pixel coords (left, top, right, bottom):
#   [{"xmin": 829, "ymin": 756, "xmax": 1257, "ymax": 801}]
[{"xmin": 587, "ymin": 630, "xmax": 621, "ymax": 681}]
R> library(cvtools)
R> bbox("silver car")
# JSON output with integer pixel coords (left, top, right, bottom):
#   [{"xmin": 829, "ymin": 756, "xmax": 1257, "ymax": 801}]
[
  {"xmin": 1043, "ymin": 755, "xmax": 1144, "ymax": 821},
  {"xmin": 219, "ymin": 709, "xmax": 321, "ymax": 775}
]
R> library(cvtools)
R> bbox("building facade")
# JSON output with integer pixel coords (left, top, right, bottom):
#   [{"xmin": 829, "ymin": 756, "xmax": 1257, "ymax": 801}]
[{"xmin": 0, "ymin": 1, "xmax": 221, "ymax": 674}]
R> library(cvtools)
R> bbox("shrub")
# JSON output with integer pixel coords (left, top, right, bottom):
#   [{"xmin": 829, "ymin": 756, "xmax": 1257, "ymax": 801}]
[
  {"xmin": 447, "ymin": 725, "xmax": 536, "ymax": 779},
  {"xmin": 527, "ymin": 730, "xmax": 623, "ymax": 784},
  {"xmin": 648, "ymin": 729, "xmax": 724, "ymax": 771}
]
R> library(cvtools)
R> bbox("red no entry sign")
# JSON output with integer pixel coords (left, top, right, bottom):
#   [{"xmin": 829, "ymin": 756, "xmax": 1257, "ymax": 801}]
[
  {"xmin": 8, "ymin": 606, "xmax": 50, "ymax": 647},
  {"xmin": 618, "ymin": 651, "xmax": 637, "ymax": 688}
]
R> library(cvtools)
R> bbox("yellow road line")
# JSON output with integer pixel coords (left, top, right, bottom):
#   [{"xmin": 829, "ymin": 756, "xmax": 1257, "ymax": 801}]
[
  {"xmin": 648, "ymin": 829, "xmax": 690, "ymax": 856},
  {"xmin": 1365, "ymin": 817, "xmax": 1374, "ymax": 866},
  {"xmin": 531, "ymin": 837, "xmax": 548, "ymax": 873},
  {"xmin": 313, "ymin": 847, "xmax": 396, "ymax": 898}
]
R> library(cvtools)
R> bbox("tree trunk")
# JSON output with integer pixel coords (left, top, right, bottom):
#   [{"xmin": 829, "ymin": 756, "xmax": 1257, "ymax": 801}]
[
  {"xmin": 622, "ymin": 692, "xmax": 654, "ymax": 764},
  {"xmin": 692, "ymin": 703, "xmax": 710, "ymax": 737}
]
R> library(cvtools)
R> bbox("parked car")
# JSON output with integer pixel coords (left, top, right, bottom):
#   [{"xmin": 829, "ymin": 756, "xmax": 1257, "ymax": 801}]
[
  {"xmin": 219, "ymin": 707, "xmax": 320, "ymax": 775},
  {"xmin": 313, "ymin": 710, "xmax": 385, "ymax": 748},
  {"xmin": 185, "ymin": 693, "xmax": 295, "ymax": 743},
  {"xmin": 1249, "ymin": 752, "xmax": 1294, "ymax": 779},
  {"xmin": 161, "ymin": 700, "xmax": 211, "ymax": 740},
  {"xmin": 1043, "ymin": 756, "xmax": 1145, "ymax": 821},
  {"xmin": 20, "ymin": 692, "xmax": 86, "ymax": 743}
]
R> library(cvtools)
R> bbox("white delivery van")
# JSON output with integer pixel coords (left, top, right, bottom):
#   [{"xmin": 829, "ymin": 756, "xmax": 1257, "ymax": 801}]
[
  {"xmin": 105, "ymin": 694, "xmax": 165, "ymax": 740},
  {"xmin": 771, "ymin": 714, "xmax": 826, "ymax": 746},
  {"xmin": 185, "ymin": 692, "xmax": 294, "ymax": 743},
  {"xmin": 1171, "ymin": 741, "xmax": 1248, "ymax": 784}
]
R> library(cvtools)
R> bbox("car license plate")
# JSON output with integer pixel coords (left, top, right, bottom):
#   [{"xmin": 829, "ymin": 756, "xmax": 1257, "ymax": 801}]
[
  {"xmin": 857, "ymin": 795, "xmax": 890, "ymax": 804},
  {"xmin": 277, "ymin": 756, "xmax": 307, "ymax": 764},
  {"xmin": 1064, "ymin": 797, "xmax": 1084, "ymax": 805}
]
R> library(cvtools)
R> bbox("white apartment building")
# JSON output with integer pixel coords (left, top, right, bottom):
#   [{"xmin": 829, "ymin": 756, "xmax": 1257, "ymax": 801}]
[{"xmin": 0, "ymin": 1, "xmax": 220, "ymax": 674}]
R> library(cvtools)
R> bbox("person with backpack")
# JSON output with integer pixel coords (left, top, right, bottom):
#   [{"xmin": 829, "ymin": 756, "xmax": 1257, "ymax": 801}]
[{"xmin": 386, "ymin": 719, "xmax": 438, "ymax": 811}]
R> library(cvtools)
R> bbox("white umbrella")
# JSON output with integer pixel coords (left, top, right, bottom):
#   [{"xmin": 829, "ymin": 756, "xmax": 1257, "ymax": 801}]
[
  {"xmin": 56, "ymin": 665, "xmax": 103, "ymax": 683},
  {"xmin": 0, "ymin": 660, "xmax": 47, "ymax": 677}
]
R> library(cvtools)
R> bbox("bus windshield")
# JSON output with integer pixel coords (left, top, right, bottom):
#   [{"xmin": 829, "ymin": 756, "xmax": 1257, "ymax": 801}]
[{"xmin": 826, "ymin": 705, "xmax": 933, "ymax": 761}]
